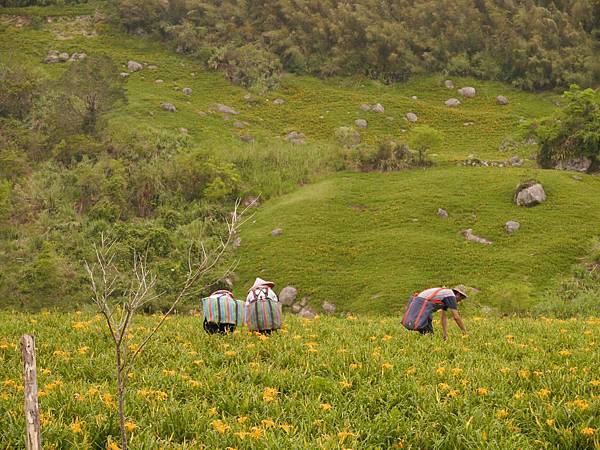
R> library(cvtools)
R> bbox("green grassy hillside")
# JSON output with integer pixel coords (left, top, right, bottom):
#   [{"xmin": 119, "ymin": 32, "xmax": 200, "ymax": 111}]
[{"xmin": 234, "ymin": 168, "xmax": 600, "ymax": 314}]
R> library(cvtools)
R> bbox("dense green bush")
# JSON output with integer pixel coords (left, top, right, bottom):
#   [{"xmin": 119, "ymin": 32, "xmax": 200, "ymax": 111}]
[{"xmin": 113, "ymin": 0, "xmax": 600, "ymax": 90}]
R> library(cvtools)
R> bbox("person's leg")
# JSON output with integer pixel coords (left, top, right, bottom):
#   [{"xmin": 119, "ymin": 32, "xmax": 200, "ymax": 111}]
[
  {"xmin": 204, "ymin": 320, "xmax": 220, "ymax": 334},
  {"xmin": 418, "ymin": 318, "xmax": 434, "ymax": 335},
  {"xmin": 219, "ymin": 324, "xmax": 235, "ymax": 334}
]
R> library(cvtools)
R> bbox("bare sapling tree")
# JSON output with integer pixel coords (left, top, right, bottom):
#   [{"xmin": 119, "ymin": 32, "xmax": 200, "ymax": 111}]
[{"xmin": 84, "ymin": 199, "xmax": 255, "ymax": 450}]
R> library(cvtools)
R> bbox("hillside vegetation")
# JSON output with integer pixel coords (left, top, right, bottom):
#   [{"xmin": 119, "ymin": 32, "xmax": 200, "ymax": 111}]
[{"xmin": 1, "ymin": 311, "xmax": 599, "ymax": 448}]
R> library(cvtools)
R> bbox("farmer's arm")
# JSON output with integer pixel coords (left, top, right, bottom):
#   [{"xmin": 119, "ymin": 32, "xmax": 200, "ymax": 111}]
[
  {"xmin": 450, "ymin": 308, "xmax": 467, "ymax": 335},
  {"xmin": 440, "ymin": 310, "xmax": 449, "ymax": 340}
]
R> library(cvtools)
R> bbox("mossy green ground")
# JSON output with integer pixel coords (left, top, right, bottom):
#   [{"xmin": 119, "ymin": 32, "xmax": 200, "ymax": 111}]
[
  {"xmin": 0, "ymin": 312, "xmax": 599, "ymax": 449},
  {"xmin": 234, "ymin": 168, "xmax": 600, "ymax": 314}
]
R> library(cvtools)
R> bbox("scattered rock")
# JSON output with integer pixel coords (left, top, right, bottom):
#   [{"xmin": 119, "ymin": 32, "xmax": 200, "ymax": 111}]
[
  {"xmin": 243, "ymin": 93, "xmax": 252, "ymax": 101},
  {"xmin": 514, "ymin": 180, "xmax": 546, "ymax": 207},
  {"xmin": 233, "ymin": 237, "xmax": 242, "ymax": 249},
  {"xmin": 411, "ymin": 95, "xmax": 418, "ymax": 100},
  {"xmin": 298, "ymin": 307, "xmax": 316, "ymax": 319},
  {"xmin": 505, "ymin": 220, "xmax": 520, "ymax": 234},
  {"xmin": 58, "ymin": 52, "xmax": 70, "ymax": 62},
  {"xmin": 523, "ymin": 137, "xmax": 538, "ymax": 146},
  {"xmin": 119, "ymin": 72, "xmax": 130, "ymax": 78},
  {"xmin": 463, "ymin": 121, "xmax": 474, "ymax": 126},
  {"xmin": 182, "ymin": 87, "xmax": 192, "ymax": 95},
  {"xmin": 572, "ymin": 175, "xmax": 583, "ymax": 181},
  {"xmin": 462, "ymin": 229, "xmax": 492, "ymax": 245},
  {"xmin": 44, "ymin": 50, "xmax": 70, "ymax": 63},
  {"xmin": 233, "ymin": 121, "xmax": 246, "ymax": 129},
  {"xmin": 335, "ymin": 126, "xmax": 361, "ymax": 148},
  {"xmin": 405, "ymin": 112, "xmax": 418, "ymax": 123},
  {"xmin": 554, "ymin": 156, "xmax": 591, "ymax": 173},
  {"xmin": 372, "ymin": 103, "xmax": 385, "ymax": 113},
  {"xmin": 243, "ymin": 196, "xmax": 260, "ymax": 207},
  {"xmin": 160, "ymin": 102, "xmax": 177, "ymax": 113},
  {"xmin": 155, "ymin": 79, "xmax": 164, "ymax": 84},
  {"xmin": 179, "ymin": 127, "xmax": 188, "ymax": 134},
  {"xmin": 69, "ymin": 53, "xmax": 87, "ymax": 62},
  {"xmin": 445, "ymin": 98, "xmax": 461, "ymax": 107},
  {"xmin": 127, "ymin": 60, "xmax": 143, "ymax": 72},
  {"xmin": 197, "ymin": 111, "xmax": 207, "ymax": 117},
  {"xmin": 481, "ymin": 306, "xmax": 494, "ymax": 315},
  {"xmin": 437, "ymin": 208, "xmax": 448, "ymax": 219},
  {"xmin": 507, "ymin": 156, "xmax": 523, "ymax": 167},
  {"xmin": 279, "ymin": 286, "xmax": 298, "ymax": 306},
  {"xmin": 212, "ymin": 103, "xmax": 239, "ymax": 115},
  {"xmin": 240, "ymin": 135, "xmax": 254, "ymax": 143},
  {"xmin": 359, "ymin": 103, "xmax": 371, "ymax": 111},
  {"xmin": 322, "ymin": 302, "xmax": 336, "ymax": 314},
  {"xmin": 458, "ymin": 86, "xmax": 476, "ymax": 98},
  {"xmin": 284, "ymin": 131, "xmax": 306, "ymax": 145},
  {"xmin": 444, "ymin": 80, "xmax": 455, "ymax": 89},
  {"xmin": 349, "ymin": 204, "xmax": 368, "ymax": 211},
  {"xmin": 273, "ymin": 98, "xmax": 285, "ymax": 105},
  {"xmin": 355, "ymin": 119, "xmax": 368, "ymax": 129},
  {"xmin": 299, "ymin": 297, "xmax": 308, "ymax": 307},
  {"xmin": 271, "ymin": 228, "xmax": 283, "ymax": 237},
  {"xmin": 496, "ymin": 95, "xmax": 509, "ymax": 105},
  {"xmin": 147, "ymin": 65, "xmax": 158, "ymax": 70},
  {"xmin": 292, "ymin": 303, "xmax": 303, "ymax": 313}
]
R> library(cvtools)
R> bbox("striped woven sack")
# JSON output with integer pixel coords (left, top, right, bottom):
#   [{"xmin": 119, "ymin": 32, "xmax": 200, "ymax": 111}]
[
  {"xmin": 246, "ymin": 299, "xmax": 282, "ymax": 331},
  {"xmin": 202, "ymin": 293, "xmax": 244, "ymax": 326}
]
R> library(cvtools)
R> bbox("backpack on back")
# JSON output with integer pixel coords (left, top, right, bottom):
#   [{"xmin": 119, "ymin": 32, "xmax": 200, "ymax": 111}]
[
  {"xmin": 401, "ymin": 288, "xmax": 444, "ymax": 331},
  {"xmin": 246, "ymin": 287, "xmax": 282, "ymax": 331},
  {"xmin": 202, "ymin": 290, "xmax": 245, "ymax": 326}
]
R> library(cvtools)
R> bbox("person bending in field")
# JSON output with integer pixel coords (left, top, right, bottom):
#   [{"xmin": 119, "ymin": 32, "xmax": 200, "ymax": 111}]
[{"xmin": 401, "ymin": 287, "xmax": 467, "ymax": 339}]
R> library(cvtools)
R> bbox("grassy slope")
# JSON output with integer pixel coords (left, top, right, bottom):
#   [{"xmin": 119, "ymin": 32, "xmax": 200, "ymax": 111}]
[{"xmin": 234, "ymin": 168, "xmax": 600, "ymax": 314}]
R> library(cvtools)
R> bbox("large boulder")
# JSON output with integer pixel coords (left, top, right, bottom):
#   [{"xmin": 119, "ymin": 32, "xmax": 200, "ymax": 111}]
[
  {"xmin": 127, "ymin": 60, "xmax": 143, "ymax": 72},
  {"xmin": 445, "ymin": 98, "xmax": 461, "ymax": 107},
  {"xmin": 372, "ymin": 103, "xmax": 385, "ymax": 113},
  {"xmin": 554, "ymin": 157, "xmax": 592, "ymax": 173},
  {"xmin": 505, "ymin": 220, "xmax": 520, "ymax": 234},
  {"xmin": 405, "ymin": 112, "xmax": 418, "ymax": 123},
  {"xmin": 160, "ymin": 102, "xmax": 177, "ymax": 113},
  {"xmin": 279, "ymin": 286, "xmax": 298, "ymax": 306},
  {"xmin": 458, "ymin": 87, "xmax": 476, "ymax": 98},
  {"xmin": 496, "ymin": 95, "xmax": 509, "ymax": 105},
  {"xmin": 514, "ymin": 180, "xmax": 546, "ymax": 207}
]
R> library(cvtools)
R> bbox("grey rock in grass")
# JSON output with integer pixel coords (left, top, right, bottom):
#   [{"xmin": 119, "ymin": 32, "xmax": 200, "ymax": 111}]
[
  {"xmin": 505, "ymin": 220, "xmax": 520, "ymax": 234},
  {"xmin": 284, "ymin": 131, "xmax": 306, "ymax": 145},
  {"xmin": 508, "ymin": 156, "xmax": 523, "ymax": 167},
  {"xmin": 458, "ymin": 86, "xmax": 476, "ymax": 98},
  {"xmin": 271, "ymin": 228, "xmax": 283, "ymax": 237},
  {"xmin": 463, "ymin": 121, "xmax": 474, "ymax": 126},
  {"xmin": 411, "ymin": 95, "xmax": 418, "ymax": 100},
  {"xmin": 554, "ymin": 156, "xmax": 591, "ymax": 173},
  {"xmin": 437, "ymin": 208, "xmax": 449, "ymax": 219},
  {"xmin": 213, "ymin": 103, "xmax": 239, "ymax": 115},
  {"xmin": 299, "ymin": 297, "xmax": 308, "ymax": 307},
  {"xmin": 355, "ymin": 119, "xmax": 368, "ymax": 128},
  {"xmin": 335, "ymin": 126, "xmax": 361, "ymax": 148},
  {"xmin": 462, "ymin": 228, "xmax": 492, "ymax": 245},
  {"xmin": 233, "ymin": 121, "xmax": 246, "ymax": 129},
  {"xmin": 58, "ymin": 52, "xmax": 70, "ymax": 62},
  {"xmin": 233, "ymin": 237, "xmax": 242, "ymax": 249},
  {"xmin": 405, "ymin": 112, "xmax": 418, "ymax": 122},
  {"xmin": 273, "ymin": 98, "xmax": 285, "ymax": 105},
  {"xmin": 496, "ymin": 95, "xmax": 509, "ymax": 105},
  {"xmin": 127, "ymin": 60, "xmax": 143, "ymax": 72},
  {"xmin": 572, "ymin": 175, "xmax": 583, "ymax": 181},
  {"xmin": 240, "ymin": 134, "xmax": 254, "ymax": 143},
  {"xmin": 160, "ymin": 102, "xmax": 177, "ymax": 112},
  {"xmin": 514, "ymin": 181, "xmax": 546, "ymax": 207},
  {"xmin": 197, "ymin": 111, "xmax": 207, "ymax": 117},
  {"xmin": 69, "ymin": 53, "xmax": 87, "ymax": 62},
  {"xmin": 299, "ymin": 307, "xmax": 316, "ymax": 319},
  {"xmin": 322, "ymin": 302, "xmax": 336, "ymax": 314},
  {"xmin": 292, "ymin": 303, "xmax": 303, "ymax": 313},
  {"xmin": 182, "ymin": 87, "xmax": 192, "ymax": 95},
  {"xmin": 359, "ymin": 103, "xmax": 371, "ymax": 111},
  {"xmin": 179, "ymin": 127, "xmax": 188, "ymax": 134},
  {"xmin": 147, "ymin": 64, "xmax": 158, "ymax": 70},
  {"xmin": 155, "ymin": 79, "xmax": 164, "ymax": 84},
  {"xmin": 279, "ymin": 286, "xmax": 298, "ymax": 306},
  {"xmin": 119, "ymin": 72, "xmax": 130, "ymax": 78},
  {"xmin": 372, "ymin": 103, "xmax": 385, "ymax": 113},
  {"xmin": 445, "ymin": 98, "xmax": 461, "ymax": 107},
  {"xmin": 444, "ymin": 80, "xmax": 455, "ymax": 89}
]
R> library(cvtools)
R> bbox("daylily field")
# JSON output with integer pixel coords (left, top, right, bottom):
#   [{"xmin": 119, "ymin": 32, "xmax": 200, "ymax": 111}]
[{"xmin": 0, "ymin": 311, "xmax": 599, "ymax": 449}]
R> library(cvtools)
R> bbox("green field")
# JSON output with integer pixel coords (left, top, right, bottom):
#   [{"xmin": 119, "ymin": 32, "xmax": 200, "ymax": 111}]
[{"xmin": 0, "ymin": 311, "xmax": 599, "ymax": 449}]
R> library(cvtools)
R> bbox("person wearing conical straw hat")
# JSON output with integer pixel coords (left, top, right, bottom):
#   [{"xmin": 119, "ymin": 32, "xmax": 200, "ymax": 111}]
[
  {"xmin": 245, "ymin": 278, "xmax": 282, "ymax": 335},
  {"xmin": 401, "ymin": 286, "xmax": 468, "ymax": 340}
]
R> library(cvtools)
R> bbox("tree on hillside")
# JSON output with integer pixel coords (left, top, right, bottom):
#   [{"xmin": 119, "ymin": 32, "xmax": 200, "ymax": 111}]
[
  {"xmin": 528, "ymin": 85, "xmax": 600, "ymax": 171},
  {"xmin": 56, "ymin": 55, "xmax": 126, "ymax": 134},
  {"xmin": 409, "ymin": 125, "xmax": 442, "ymax": 167}
]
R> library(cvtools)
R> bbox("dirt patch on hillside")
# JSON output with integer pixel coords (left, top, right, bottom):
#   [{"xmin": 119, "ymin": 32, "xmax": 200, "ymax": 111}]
[
  {"xmin": 0, "ymin": 15, "xmax": 32, "ymax": 28},
  {"xmin": 0, "ymin": 14, "xmax": 101, "ymax": 39}
]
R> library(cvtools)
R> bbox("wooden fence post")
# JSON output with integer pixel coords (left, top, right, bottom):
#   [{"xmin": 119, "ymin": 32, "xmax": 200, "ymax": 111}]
[{"xmin": 21, "ymin": 334, "xmax": 41, "ymax": 450}]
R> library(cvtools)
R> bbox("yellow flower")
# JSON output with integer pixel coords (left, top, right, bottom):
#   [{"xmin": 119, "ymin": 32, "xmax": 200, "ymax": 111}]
[
  {"xmin": 225, "ymin": 351, "xmax": 237, "ymax": 357},
  {"xmin": 505, "ymin": 335, "xmax": 515, "ymax": 341},
  {"xmin": 346, "ymin": 315, "xmax": 357, "ymax": 321},
  {"xmin": 350, "ymin": 363, "xmax": 361, "ymax": 370},
  {"xmin": 162, "ymin": 369, "xmax": 176, "ymax": 377},
  {"xmin": 500, "ymin": 367, "xmax": 511, "ymax": 375},
  {"xmin": 546, "ymin": 419, "xmax": 555, "ymax": 427},
  {"xmin": 261, "ymin": 418, "xmax": 276, "ymax": 428},
  {"xmin": 451, "ymin": 368, "xmax": 463, "ymax": 376},
  {"xmin": 338, "ymin": 431, "xmax": 356, "ymax": 442},
  {"xmin": 77, "ymin": 346, "xmax": 90, "ymax": 355},
  {"xmin": 235, "ymin": 431, "xmax": 250, "ymax": 439},
  {"xmin": 382, "ymin": 335, "xmax": 393, "ymax": 341},
  {"xmin": 369, "ymin": 336, "xmax": 377, "ymax": 341},
  {"xmin": 496, "ymin": 409, "xmax": 508, "ymax": 419},
  {"xmin": 87, "ymin": 387, "xmax": 98, "ymax": 397},
  {"xmin": 41, "ymin": 368, "xmax": 52, "ymax": 376},
  {"xmin": 581, "ymin": 427, "xmax": 595, "ymax": 437},
  {"xmin": 250, "ymin": 427, "xmax": 264, "ymax": 439},
  {"xmin": 262, "ymin": 387, "xmax": 279, "ymax": 402},
  {"xmin": 558, "ymin": 350, "xmax": 572, "ymax": 357},
  {"xmin": 70, "ymin": 419, "xmax": 83, "ymax": 433},
  {"xmin": 382, "ymin": 363, "xmax": 393, "ymax": 370},
  {"xmin": 237, "ymin": 416, "xmax": 249, "ymax": 424},
  {"xmin": 279, "ymin": 423, "xmax": 291, "ymax": 433},
  {"xmin": 189, "ymin": 380, "xmax": 200, "ymax": 388},
  {"xmin": 102, "ymin": 392, "xmax": 115, "ymax": 408},
  {"xmin": 211, "ymin": 419, "xmax": 230, "ymax": 434},
  {"xmin": 517, "ymin": 369, "xmax": 530, "ymax": 379},
  {"xmin": 446, "ymin": 389, "xmax": 460, "ymax": 398},
  {"xmin": 436, "ymin": 367, "xmax": 446, "ymax": 376},
  {"xmin": 320, "ymin": 403, "xmax": 333, "ymax": 411},
  {"xmin": 406, "ymin": 367, "xmax": 417, "ymax": 375},
  {"xmin": 339, "ymin": 381, "xmax": 352, "ymax": 389},
  {"xmin": 192, "ymin": 359, "xmax": 204, "ymax": 366},
  {"xmin": 589, "ymin": 380, "xmax": 600, "ymax": 387},
  {"xmin": 537, "ymin": 388, "xmax": 551, "ymax": 398},
  {"xmin": 514, "ymin": 391, "xmax": 525, "ymax": 400},
  {"xmin": 125, "ymin": 421, "xmax": 137, "ymax": 432},
  {"xmin": 476, "ymin": 387, "xmax": 489, "ymax": 396},
  {"xmin": 107, "ymin": 440, "xmax": 121, "ymax": 450},
  {"xmin": 571, "ymin": 399, "xmax": 589, "ymax": 410},
  {"xmin": 208, "ymin": 407, "xmax": 218, "ymax": 416}
]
